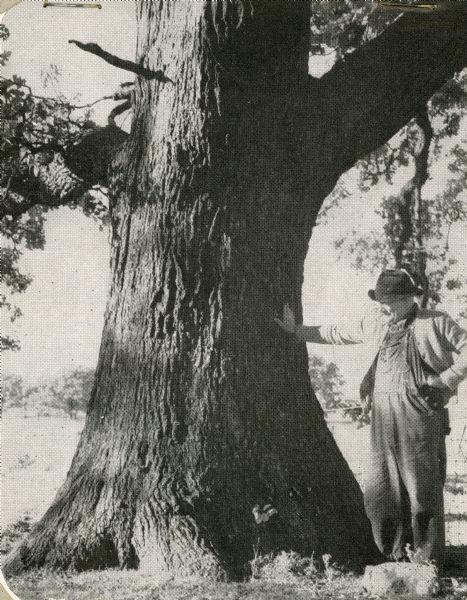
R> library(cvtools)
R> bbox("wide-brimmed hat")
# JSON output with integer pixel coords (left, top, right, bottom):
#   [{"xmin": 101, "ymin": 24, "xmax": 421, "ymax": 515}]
[{"xmin": 368, "ymin": 269, "xmax": 424, "ymax": 302}]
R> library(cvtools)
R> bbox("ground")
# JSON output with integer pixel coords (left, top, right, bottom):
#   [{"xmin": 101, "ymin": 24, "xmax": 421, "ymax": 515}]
[
  {"xmin": 2, "ymin": 403, "xmax": 466, "ymax": 599},
  {"xmin": 3, "ymin": 557, "xmax": 467, "ymax": 600}
]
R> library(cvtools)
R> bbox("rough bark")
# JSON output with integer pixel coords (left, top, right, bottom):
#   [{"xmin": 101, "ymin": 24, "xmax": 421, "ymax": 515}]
[{"xmin": 5, "ymin": 1, "xmax": 467, "ymax": 580}]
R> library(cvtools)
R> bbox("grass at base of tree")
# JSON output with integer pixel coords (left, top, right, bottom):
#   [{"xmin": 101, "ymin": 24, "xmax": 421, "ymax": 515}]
[
  {"xmin": 3, "ymin": 548, "xmax": 467, "ymax": 600},
  {"xmin": 4, "ymin": 570, "xmax": 467, "ymax": 600},
  {"xmin": 0, "ymin": 515, "xmax": 33, "ymax": 556},
  {"xmin": 3, "ymin": 572, "xmax": 357, "ymax": 600}
]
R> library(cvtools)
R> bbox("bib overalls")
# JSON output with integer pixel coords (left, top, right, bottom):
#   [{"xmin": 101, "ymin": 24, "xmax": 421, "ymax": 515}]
[{"xmin": 363, "ymin": 318, "xmax": 446, "ymax": 566}]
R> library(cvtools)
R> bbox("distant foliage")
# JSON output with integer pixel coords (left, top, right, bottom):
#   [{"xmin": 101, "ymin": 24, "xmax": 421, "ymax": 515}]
[
  {"xmin": 48, "ymin": 368, "xmax": 94, "ymax": 419},
  {"xmin": 0, "ymin": 515, "xmax": 32, "ymax": 557},
  {"xmin": 2, "ymin": 374, "xmax": 26, "ymax": 409},
  {"xmin": 308, "ymin": 356, "xmax": 345, "ymax": 411},
  {"xmin": 2, "ymin": 369, "xmax": 94, "ymax": 418},
  {"xmin": 22, "ymin": 383, "xmax": 56, "ymax": 417},
  {"xmin": 1, "ymin": 207, "xmax": 46, "ymax": 350}
]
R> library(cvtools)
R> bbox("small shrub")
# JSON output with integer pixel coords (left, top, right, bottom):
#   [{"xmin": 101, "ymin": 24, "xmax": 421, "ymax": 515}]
[
  {"xmin": 0, "ymin": 516, "xmax": 32, "ymax": 555},
  {"xmin": 12, "ymin": 453, "xmax": 35, "ymax": 469},
  {"xmin": 48, "ymin": 368, "xmax": 94, "ymax": 418},
  {"xmin": 445, "ymin": 482, "xmax": 465, "ymax": 496},
  {"xmin": 1, "ymin": 374, "xmax": 26, "ymax": 410},
  {"xmin": 250, "ymin": 551, "xmax": 318, "ymax": 581},
  {"xmin": 309, "ymin": 356, "xmax": 345, "ymax": 411}
]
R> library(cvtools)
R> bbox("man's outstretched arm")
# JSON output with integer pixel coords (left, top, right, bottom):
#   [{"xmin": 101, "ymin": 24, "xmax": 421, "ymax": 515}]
[
  {"xmin": 275, "ymin": 303, "xmax": 366, "ymax": 345},
  {"xmin": 296, "ymin": 322, "xmax": 365, "ymax": 345}
]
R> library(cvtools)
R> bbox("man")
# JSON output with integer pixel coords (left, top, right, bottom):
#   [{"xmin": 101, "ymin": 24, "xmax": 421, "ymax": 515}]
[{"xmin": 275, "ymin": 269, "xmax": 467, "ymax": 568}]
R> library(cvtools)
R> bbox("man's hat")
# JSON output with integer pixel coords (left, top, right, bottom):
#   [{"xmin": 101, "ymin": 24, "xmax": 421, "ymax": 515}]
[{"xmin": 368, "ymin": 269, "xmax": 424, "ymax": 302}]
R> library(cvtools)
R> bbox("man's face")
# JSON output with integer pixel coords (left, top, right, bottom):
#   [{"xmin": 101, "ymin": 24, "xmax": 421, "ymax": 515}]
[{"xmin": 379, "ymin": 295, "xmax": 415, "ymax": 323}]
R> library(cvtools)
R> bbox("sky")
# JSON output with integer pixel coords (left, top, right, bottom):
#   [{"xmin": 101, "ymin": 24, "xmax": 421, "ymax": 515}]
[{"xmin": 1, "ymin": 3, "xmax": 466, "ymax": 399}]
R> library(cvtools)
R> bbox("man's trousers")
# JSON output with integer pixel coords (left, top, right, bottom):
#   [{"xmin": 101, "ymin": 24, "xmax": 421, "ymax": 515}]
[{"xmin": 364, "ymin": 382, "xmax": 446, "ymax": 566}]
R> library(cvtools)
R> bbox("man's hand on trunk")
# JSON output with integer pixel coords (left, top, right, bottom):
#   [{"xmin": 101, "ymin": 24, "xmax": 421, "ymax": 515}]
[{"xmin": 274, "ymin": 303, "xmax": 297, "ymax": 335}]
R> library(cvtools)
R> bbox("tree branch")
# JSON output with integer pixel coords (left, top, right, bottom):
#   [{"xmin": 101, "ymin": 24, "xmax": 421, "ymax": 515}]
[
  {"xmin": 64, "ymin": 122, "xmax": 128, "ymax": 186},
  {"xmin": 69, "ymin": 40, "xmax": 174, "ymax": 83},
  {"xmin": 107, "ymin": 100, "xmax": 131, "ymax": 128},
  {"xmin": 0, "ymin": 75, "xmax": 114, "ymax": 110},
  {"xmin": 0, "ymin": 184, "xmax": 77, "ymax": 220},
  {"xmin": 411, "ymin": 109, "xmax": 433, "ymax": 306},
  {"xmin": 315, "ymin": 6, "xmax": 467, "ymax": 176},
  {"xmin": 1, "ymin": 113, "xmax": 128, "ymax": 220},
  {"xmin": 0, "ymin": 188, "xmax": 32, "ymax": 220},
  {"xmin": 1, "ymin": 150, "xmax": 86, "ymax": 219}
]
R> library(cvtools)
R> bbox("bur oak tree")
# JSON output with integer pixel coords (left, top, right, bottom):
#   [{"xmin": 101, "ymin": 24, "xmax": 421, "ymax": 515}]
[{"xmin": 3, "ymin": 1, "xmax": 467, "ymax": 579}]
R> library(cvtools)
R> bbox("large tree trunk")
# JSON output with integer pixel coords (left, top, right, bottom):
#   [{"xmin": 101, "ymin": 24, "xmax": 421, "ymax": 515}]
[{"xmin": 6, "ymin": 1, "xmax": 467, "ymax": 580}]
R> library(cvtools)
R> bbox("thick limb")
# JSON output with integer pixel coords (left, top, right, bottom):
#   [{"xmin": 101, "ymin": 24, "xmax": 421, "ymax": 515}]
[{"xmin": 312, "ymin": 7, "xmax": 467, "ymax": 179}]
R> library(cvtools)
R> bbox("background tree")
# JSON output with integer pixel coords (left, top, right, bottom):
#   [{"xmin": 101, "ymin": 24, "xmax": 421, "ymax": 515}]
[
  {"xmin": 308, "ymin": 356, "xmax": 345, "ymax": 411},
  {"xmin": 48, "ymin": 368, "xmax": 94, "ymax": 419},
  {"xmin": 2, "ymin": 370, "xmax": 94, "ymax": 418},
  {"xmin": 2, "ymin": 374, "xmax": 25, "ymax": 410},
  {"xmin": 3, "ymin": 2, "xmax": 467, "ymax": 580},
  {"xmin": 21, "ymin": 383, "xmax": 53, "ymax": 418}
]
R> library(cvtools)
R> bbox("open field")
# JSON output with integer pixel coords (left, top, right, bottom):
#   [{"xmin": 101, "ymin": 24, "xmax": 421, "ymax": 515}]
[
  {"xmin": 3, "ymin": 405, "xmax": 466, "ymax": 532},
  {"xmin": 2, "ymin": 402, "xmax": 466, "ymax": 599}
]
